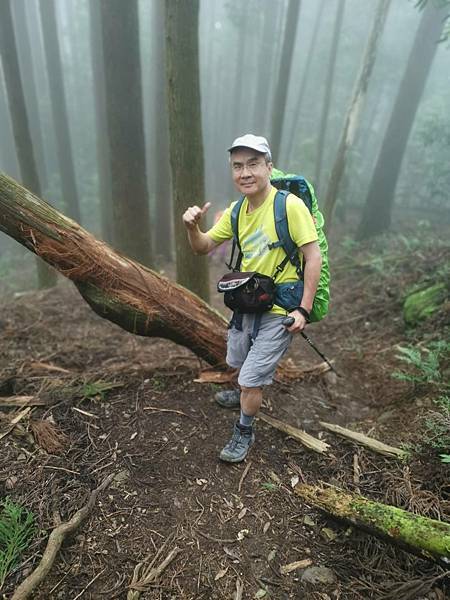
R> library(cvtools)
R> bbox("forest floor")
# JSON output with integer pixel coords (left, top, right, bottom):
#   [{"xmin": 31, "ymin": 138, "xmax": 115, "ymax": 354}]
[{"xmin": 0, "ymin": 222, "xmax": 449, "ymax": 600}]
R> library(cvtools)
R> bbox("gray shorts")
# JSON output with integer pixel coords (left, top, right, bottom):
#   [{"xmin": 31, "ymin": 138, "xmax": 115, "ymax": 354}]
[{"xmin": 226, "ymin": 313, "xmax": 292, "ymax": 388}]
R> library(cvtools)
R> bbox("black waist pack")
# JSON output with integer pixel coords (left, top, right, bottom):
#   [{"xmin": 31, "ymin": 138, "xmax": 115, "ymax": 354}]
[{"xmin": 217, "ymin": 272, "xmax": 276, "ymax": 313}]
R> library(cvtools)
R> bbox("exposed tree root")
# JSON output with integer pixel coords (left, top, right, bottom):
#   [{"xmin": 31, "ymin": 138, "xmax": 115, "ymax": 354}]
[{"xmin": 11, "ymin": 473, "xmax": 115, "ymax": 600}]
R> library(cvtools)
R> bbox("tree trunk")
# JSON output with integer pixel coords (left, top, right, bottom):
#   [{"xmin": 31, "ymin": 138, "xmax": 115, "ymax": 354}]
[
  {"xmin": 252, "ymin": 1, "xmax": 280, "ymax": 134},
  {"xmin": 150, "ymin": 0, "xmax": 173, "ymax": 262},
  {"xmin": 323, "ymin": 0, "xmax": 391, "ymax": 233},
  {"xmin": 314, "ymin": 0, "xmax": 346, "ymax": 193},
  {"xmin": 284, "ymin": 0, "xmax": 325, "ymax": 167},
  {"xmin": 356, "ymin": 1, "xmax": 447, "ymax": 239},
  {"xmin": 295, "ymin": 484, "xmax": 450, "ymax": 567},
  {"xmin": 39, "ymin": 0, "xmax": 81, "ymax": 223},
  {"xmin": 88, "ymin": 0, "xmax": 113, "ymax": 244},
  {"xmin": 0, "ymin": 0, "xmax": 57, "ymax": 289},
  {"xmin": 99, "ymin": 0, "xmax": 153, "ymax": 267},
  {"xmin": 270, "ymin": 0, "xmax": 302, "ymax": 164},
  {"xmin": 165, "ymin": 0, "xmax": 210, "ymax": 303},
  {"xmin": 0, "ymin": 173, "xmax": 227, "ymax": 366}
]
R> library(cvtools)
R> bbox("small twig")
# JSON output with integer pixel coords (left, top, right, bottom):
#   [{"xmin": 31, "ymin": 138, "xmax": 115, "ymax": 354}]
[
  {"xmin": 72, "ymin": 568, "xmax": 106, "ymax": 600},
  {"xmin": 238, "ymin": 461, "xmax": 252, "ymax": 493},
  {"xmin": 196, "ymin": 530, "xmax": 236, "ymax": 544},
  {"xmin": 143, "ymin": 406, "xmax": 193, "ymax": 418},
  {"xmin": 11, "ymin": 473, "xmax": 115, "ymax": 600}
]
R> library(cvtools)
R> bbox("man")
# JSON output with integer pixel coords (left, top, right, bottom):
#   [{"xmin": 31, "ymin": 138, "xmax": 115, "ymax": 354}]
[{"xmin": 182, "ymin": 134, "xmax": 322, "ymax": 463}]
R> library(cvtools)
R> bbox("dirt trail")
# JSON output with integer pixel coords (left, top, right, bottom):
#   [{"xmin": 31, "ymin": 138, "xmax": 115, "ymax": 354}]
[{"xmin": 0, "ymin": 230, "xmax": 448, "ymax": 599}]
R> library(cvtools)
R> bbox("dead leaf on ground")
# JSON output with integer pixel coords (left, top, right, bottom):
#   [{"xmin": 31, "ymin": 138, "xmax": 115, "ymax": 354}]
[
  {"xmin": 214, "ymin": 566, "xmax": 229, "ymax": 581},
  {"xmin": 194, "ymin": 368, "xmax": 238, "ymax": 383},
  {"xmin": 280, "ymin": 558, "xmax": 313, "ymax": 575}
]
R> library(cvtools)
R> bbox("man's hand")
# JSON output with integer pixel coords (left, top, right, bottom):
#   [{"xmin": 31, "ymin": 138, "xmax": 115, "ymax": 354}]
[
  {"xmin": 285, "ymin": 309, "xmax": 307, "ymax": 333},
  {"xmin": 182, "ymin": 202, "xmax": 211, "ymax": 230}
]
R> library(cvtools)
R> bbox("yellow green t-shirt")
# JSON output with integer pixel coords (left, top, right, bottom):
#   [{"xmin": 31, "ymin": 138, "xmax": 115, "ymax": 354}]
[{"xmin": 207, "ymin": 186, "xmax": 318, "ymax": 315}]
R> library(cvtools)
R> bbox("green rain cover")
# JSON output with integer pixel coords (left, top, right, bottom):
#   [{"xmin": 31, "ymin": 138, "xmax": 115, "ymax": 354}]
[{"xmin": 271, "ymin": 167, "xmax": 330, "ymax": 322}]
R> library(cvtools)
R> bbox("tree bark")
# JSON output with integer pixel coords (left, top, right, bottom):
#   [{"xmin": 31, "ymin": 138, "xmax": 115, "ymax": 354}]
[
  {"xmin": 314, "ymin": 0, "xmax": 346, "ymax": 193},
  {"xmin": 295, "ymin": 484, "xmax": 450, "ymax": 567},
  {"xmin": 270, "ymin": 0, "xmax": 302, "ymax": 164},
  {"xmin": 39, "ymin": 0, "xmax": 81, "ymax": 223},
  {"xmin": 0, "ymin": 173, "xmax": 227, "ymax": 366},
  {"xmin": 322, "ymin": 0, "xmax": 391, "ymax": 233},
  {"xmin": 99, "ymin": 0, "xmax": 153, "ymax": 267},
  {"xmin": 357, "ymin": 1, "xmax": 448, "ymax": 239},
  {"xmin": 0, "ymin": 0, "xmax": 57, "ymax": 289},
  {"xmin": 165, "ymin": 0, "xmax": 210, "ymax": 303}
]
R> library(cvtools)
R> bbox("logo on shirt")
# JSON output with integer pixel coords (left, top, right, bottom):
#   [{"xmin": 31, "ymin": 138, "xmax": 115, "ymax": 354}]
[{"xmin": 242, "ymin": 228, "xmax": 271, "ymax": 260}]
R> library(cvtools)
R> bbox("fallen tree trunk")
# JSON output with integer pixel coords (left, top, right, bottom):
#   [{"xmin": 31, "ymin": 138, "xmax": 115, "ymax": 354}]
[
  {"xmin": 0, "ymin": 173, "xmax": 227, "ymax": 365},
  {"xmin": 295, "ymin": 484, "xmax": 450, "ymax": 567}
]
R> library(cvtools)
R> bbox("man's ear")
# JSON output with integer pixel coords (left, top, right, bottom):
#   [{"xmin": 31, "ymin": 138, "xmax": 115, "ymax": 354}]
[{"xmin": 267, "ymin": 162, "xmax": 273, "ymax": 175}]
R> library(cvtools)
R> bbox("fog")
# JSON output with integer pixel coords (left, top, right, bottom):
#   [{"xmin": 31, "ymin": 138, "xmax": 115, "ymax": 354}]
[{"xmin": 0, "ymin": 0, "xmax": 449, "ymax": 291}]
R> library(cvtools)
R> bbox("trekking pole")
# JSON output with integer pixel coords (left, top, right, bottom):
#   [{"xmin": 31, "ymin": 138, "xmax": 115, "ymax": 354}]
[{"xmin": 282, "ymin": 317, "xmax": 339, "ymax": 376}]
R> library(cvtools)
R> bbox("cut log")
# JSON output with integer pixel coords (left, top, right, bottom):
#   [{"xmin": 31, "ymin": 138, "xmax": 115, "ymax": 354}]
[
  {"xmin": 295, "ymin": 484, "xmax": 450, "ymax": 567},
  {"xmin": 319, "ymin": 421, "xmax": 407, "ymax": 459},
  {"xmin": 259, "ymin": 412, "xmax": 330, "ymax": 454},
  {"xmin": 0, "ymin": 173, "xmax": 227, "ymax": 365}
]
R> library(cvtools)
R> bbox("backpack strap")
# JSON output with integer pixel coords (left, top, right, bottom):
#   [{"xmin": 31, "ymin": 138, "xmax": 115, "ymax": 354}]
[
  {"xmin": 226, "ymin": 196, "xmax": 245, "ymax": 271},
  {"xmin": 270, "ymin": 190, "xmax": 304, "ymax": 279}
]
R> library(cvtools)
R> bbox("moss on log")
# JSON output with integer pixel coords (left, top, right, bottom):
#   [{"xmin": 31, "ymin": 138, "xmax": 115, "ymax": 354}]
[
  {"xmin": 403, "ymin": 283, "xmax": 448, "ymax": 326},
  {"xmin": 295, "ymin": 484, "xmax": 450, "ymax": 567},
  {"xmin": 0, "ymin": 173, "xmax": 227, "ymax": 365}
]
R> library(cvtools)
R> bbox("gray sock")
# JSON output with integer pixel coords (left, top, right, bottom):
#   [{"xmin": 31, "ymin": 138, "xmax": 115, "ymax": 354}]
[{"xmin": 239, "ymin": 410, "xmax": 255, "ymax": 428}]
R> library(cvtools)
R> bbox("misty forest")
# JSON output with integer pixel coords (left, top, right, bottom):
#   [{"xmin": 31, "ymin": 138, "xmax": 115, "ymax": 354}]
[{"xmin": 0, "ymin": 0, "xmax": 449, "ymax": 598}]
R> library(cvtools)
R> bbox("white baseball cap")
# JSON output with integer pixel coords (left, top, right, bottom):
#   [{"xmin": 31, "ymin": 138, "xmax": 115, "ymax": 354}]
[{"xmin": 227, "ymin": 134, "xmax": 272, "ymax": 160}]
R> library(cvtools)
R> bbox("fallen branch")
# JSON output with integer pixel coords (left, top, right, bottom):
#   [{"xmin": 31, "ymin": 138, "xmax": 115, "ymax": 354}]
[
  {"xmin": 319, "ymin": 421, "xmax": 407, "ymax": 459},
  {"xmin": 127, "ymin": 534, "xmax": 181, "ymax": 599},
  {"xmin": 0, "ymin": 396, "xmax": 46, "ymax": 408},
  {"xmin": 295, "ymin": 484, "xmax": 450, "ymax": 567},
  {"xmin": 259, "ymin": 412, "xmax": 330, "ymax": 454},
  {"xmin": 0, "ymin": 407, "xmax": 33, "ymax": 441},
  {"xmin": 11, "ymin": 473, "xmax": 115, "ymax": 600}
]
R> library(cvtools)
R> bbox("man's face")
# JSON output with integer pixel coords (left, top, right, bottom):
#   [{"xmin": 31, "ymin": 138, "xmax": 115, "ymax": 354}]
[{"xmin": 230, "ymin": 148, "xmax": 272, "ymax": 197}]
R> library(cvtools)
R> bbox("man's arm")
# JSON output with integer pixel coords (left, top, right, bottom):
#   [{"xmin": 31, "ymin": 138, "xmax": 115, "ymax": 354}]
[
  {"xmin": 287, "ymin": 240, "xmax": 322, "ymax": 333},
  {"xmin": 182, "ymin": 202, "xmax": 218, "ymax": 255}
]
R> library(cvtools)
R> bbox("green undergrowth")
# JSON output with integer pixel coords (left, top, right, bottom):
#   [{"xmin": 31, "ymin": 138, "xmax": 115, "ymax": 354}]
[
  {"xmin": 0, "ymin": 497, "xmax": 35, "ymax": 589},
  {"xmin": 392, "ymin": 340, "xmax": 450, "ymax": 464}
]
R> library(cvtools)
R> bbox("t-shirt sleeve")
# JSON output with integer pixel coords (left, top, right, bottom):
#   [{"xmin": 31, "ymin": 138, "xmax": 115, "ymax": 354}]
[
  {"xmin": 206, "ymin": 203, "xmax": 235, "ymax": 243},
  {"xmin": 286, "ymin": 194, "xmax": 318, "ymax": 247}
]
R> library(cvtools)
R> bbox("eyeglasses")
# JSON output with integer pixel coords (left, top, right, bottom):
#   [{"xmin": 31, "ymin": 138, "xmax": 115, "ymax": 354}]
[{"xmin": 231, "ymin": 159, "xmax": 266, "ymax": 174}]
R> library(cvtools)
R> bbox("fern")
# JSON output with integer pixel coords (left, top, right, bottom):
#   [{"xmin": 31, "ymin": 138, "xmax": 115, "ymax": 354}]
[{"xmin": 0, "ymin": 498, "xmax": 35, "ymax": 589}]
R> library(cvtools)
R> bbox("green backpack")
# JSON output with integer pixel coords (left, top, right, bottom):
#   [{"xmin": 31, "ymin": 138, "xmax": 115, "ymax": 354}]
[{"xmin": 269, "ymin": 167, "xmax": 330, "ymax": 322}]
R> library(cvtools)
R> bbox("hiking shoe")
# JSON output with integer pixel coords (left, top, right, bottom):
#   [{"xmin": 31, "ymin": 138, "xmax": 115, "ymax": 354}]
[
  {"xmin": 215, "ymin": 389, "xmax": 241, "ymax": 409},
  {"xmin": 219, "ymin": 422, "xmax": 255, "ymax": 463}
]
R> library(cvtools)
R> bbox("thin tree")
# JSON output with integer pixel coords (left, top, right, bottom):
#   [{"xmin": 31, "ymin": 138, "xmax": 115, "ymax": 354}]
[
  {"xmin": 252, "ymin": 0, "xmax": 281, "ymax": 134},
  {"xmin": 150, "ymin": 0, "xmax": 172, "ymax": 262},
  {"xmin": 323, "ymin": 0, "xmax": 391, "ymax": 233},
  {"xmin": 284, "ymin": 0, "xmax": 326, "ymax": 166},
  {"xmin": 270, "ymin": 0, "xmax": 302, "ymax": 163},
  {"xmin": 314, "ymin": 0, "xmax": 346, "ymax": 192},
  {"xmin": 11, "ymin": 0, "xmax": 49, "ymax": 194},
  {"xmin": 357, "ymin": 0, "xmax": 448, "ymax": 239},
  {"xmin": 39, "ymin": 0, "xmax": 81, "ymax": 223},
  {"xmin": 0, "ymin": 0, "xmax": 56, "ymax": 288},
  {"xmin": 99, "ymin": 0, "xmax": 152, "ymax": 266},
  {"xmin": 88, "ymin": 0, "xmax": 112, "ymax": 243},
  {"xmin": 165, "ymin": 0, "xmax": 210, "ymax": 302}
]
